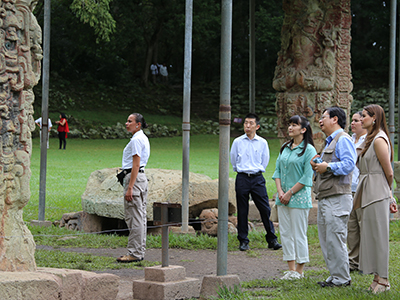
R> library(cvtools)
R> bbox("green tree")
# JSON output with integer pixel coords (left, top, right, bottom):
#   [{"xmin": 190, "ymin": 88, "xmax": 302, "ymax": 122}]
[
  {"xmin": 351, "ymin": 0, "xmax": 390, "ymax": 87},
  {"xmin": 70, "ymin": 0, "xmax": 116, "ymax": 42}
]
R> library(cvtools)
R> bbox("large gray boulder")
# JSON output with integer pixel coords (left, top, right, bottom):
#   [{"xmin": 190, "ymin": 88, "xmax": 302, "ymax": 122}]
[{"xmin": 81, "ymin": 168, "xmax": 237, "ymax": 221}]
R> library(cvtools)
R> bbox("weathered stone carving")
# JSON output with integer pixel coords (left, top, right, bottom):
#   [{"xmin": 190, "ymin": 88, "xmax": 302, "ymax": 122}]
[
  {"xmin": 0, "ymin": 0, "xmax": 42, "ymax": 271},
  {"xmin": 273, "ymin": 0, "xmax": 352, "ymax": 152}
]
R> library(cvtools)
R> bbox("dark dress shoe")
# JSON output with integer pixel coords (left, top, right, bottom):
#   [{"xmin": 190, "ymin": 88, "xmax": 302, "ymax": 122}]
[
  {"xmin": 318, "ymin": 280, "xmax": 351, "ymax": 287},
  {"xmin": 268, "ymin": 240, "xmax": 282, "ymax": 250},
  {"xmin": 239, "ymin": 242, "xmax": 250, "ymax": 251}
]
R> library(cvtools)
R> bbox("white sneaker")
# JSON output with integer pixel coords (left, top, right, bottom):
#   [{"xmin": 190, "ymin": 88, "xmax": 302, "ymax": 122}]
[
  {"xmin": 281, "ymin": 271, "xmax": 295, "ymax": 280},
  {"xmin": 280, "ymin": 270, "xmax": 303, "ymax": 280}
]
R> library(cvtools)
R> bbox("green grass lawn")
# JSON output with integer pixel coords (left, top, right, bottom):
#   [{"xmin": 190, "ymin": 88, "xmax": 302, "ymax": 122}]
[
  {"xmin": 26, "ymin": 134, "xmax": 400, "ymax": 299},
  {"xmin": 27, "ymin": 134, "xmax": 281, "ymax": 222}
]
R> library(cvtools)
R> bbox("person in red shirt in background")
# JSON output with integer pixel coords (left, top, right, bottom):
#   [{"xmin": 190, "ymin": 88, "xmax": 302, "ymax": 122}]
[{"xmin": 56, "ymin": 113, "xmax": 69, "ymax": 150}]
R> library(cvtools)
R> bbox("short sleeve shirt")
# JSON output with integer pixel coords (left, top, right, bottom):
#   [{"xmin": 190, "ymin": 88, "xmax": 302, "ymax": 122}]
[
  {"xmin": 272, "ymin": 141, "xmax": 317, "ymax": 208},
  {"xmin": 122, "ymin": 130, "xmax": 150, "ymax": 169}
]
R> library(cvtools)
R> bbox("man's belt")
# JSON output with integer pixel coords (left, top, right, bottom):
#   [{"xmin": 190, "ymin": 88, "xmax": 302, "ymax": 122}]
[
  {"xmin": 238, "ymin": 171, "xmax": 262, "ymax": 177},
  {"xmin": 123, "ymin": 167, "xmax": 145, "ymax": 174}
]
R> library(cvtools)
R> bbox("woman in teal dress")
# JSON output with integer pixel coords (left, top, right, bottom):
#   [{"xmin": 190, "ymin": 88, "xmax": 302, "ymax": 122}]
[{"xmin": 273, "ymin": 115, "xmax": 316, "ymax": 280}]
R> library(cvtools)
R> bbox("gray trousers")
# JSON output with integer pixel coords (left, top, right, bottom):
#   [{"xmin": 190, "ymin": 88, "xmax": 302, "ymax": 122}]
[
  {"xmin": 317, "ymin": 194, "xmax": 352, "ymax": 285},
  {"xmin": 123, "ymin": 172, "xmax": 148, "ymax": 259}
]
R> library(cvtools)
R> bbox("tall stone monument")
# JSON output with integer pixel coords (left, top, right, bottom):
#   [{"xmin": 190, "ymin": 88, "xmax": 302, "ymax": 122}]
[
  {"xmin": 0, "ymin": 0, "xmax": 42, "ymax": 271},
  {"xmin": 273, "ymin": 0, "xmax": 352, "ymax": 152}
]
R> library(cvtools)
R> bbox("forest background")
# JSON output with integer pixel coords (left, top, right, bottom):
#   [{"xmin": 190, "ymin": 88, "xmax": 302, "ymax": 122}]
[{"xmin": 31, "ymin": 0, "xmax": 393, "ymax": 135}]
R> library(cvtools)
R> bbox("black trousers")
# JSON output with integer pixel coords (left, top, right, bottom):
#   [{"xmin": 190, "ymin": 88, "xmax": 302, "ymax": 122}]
[
  {"xmin": 235, "ymin": 173, "xmax": 277, "ymax": 244},
  {"xmin": 58, "ymin": 132, "xmax": 66, "ymax": 149}
]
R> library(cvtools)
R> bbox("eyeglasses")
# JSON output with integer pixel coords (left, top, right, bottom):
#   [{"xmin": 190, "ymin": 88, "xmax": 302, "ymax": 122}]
[
  {"xmin": 244, "ymin": 121, "xmax": 256, "ymax": 126},
  {"xmin": 320, "ymin": 115, "xmax": 330, "ymax": 121}
]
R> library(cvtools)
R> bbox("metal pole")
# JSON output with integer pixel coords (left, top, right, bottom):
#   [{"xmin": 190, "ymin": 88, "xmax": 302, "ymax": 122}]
[
  {"xmin": 38, "ymin": 0, "xmax": 51, "ymax": 221},
  {"xmin": 161, "ymin": 204, "xmax": 169, "ymax": 267},
  {"xmin": 397, "ymin": 5, "xmax": 400, "ymax": 160},
  {"xmin": 249, "ymin": 0, "xmax": 255, "ymax": 113},
  {"xmin": 181, "ymin": 0, "xmax": 193, "ymax": 233},
  {"xmin": 217, "ymin": 0, "xmax": 232, "ymax": 276},
  {"xmin": 389, "ymin": 0, "xmax": 396, "ymax": 153}
]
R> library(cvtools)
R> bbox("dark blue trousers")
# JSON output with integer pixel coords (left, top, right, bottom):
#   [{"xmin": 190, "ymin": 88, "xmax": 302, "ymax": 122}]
[{"xmin": 235, "ymin": 173, "xmax": 277, "ymax": 244}]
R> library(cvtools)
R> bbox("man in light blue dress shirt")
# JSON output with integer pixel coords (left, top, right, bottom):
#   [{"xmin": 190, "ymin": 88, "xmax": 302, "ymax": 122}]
[
  {"xmin": 311, "ymin": 107, "xmax": 356, "ymax": 287},
  {"xmin": 230, "ymin": 113, "xmax": 281, "ymax": 251}
]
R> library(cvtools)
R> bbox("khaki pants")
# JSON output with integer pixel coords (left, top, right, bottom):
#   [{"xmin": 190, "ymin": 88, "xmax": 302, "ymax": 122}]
[
  {"xmin": 347, "ymin": 207, "xmax": 362, "ymax": 270},
  {"xmin": 123, "ymin": 172, "xmax": 148, "ymax": 259}
]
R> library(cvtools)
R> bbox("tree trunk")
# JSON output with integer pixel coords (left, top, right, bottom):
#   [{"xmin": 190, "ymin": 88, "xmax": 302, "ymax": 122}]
[
  {"xmin": 142, "ymin": 46, "xmax": 153, "ymax": 87},
  {"xmin": 141, "ymin": 21, "xmax": 164, "ymax": 86}
]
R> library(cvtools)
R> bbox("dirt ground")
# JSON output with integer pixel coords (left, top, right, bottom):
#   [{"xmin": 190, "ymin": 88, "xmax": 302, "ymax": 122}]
[{"xmin": 40, "ymin": 245, "xmax": 288, "ymax": 300}]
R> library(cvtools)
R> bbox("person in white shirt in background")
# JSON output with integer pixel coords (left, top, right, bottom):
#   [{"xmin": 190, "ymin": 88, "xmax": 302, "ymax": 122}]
[
  {"xmin": 35, "ymin": 117, "xmax": 52, "ymax": 149},
  {"xmin": 150, "ymin": 62, "xmax": 159, "ymax": 84},
  {"xmin": 159, "ymin": 63, "xmax": 168, "ymax": 84}
]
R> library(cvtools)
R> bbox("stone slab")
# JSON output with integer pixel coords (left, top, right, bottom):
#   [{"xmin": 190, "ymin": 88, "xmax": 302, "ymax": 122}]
[
  {"xmin": 0, "ymin": 271, "xmax": 60, "ymax": 300},
  {"xmin": 132, "ymin": 277, "xmax": 200, "ymax": 300},
  {"xmin": 0, "ymin": 268, "xmax": 119, "ymax": 300},
  {"xmin": 80, "ymin": 270, "xmax": 120, "ymax": 300},
  {"xmin": 200, "ymin": 274, "xmax": 241, "ymax": 300},
  {"xmin": 37, "ymin": 268, "xmax": 83, "ymax": 300},
  {"xmin": 144, "ymin": 265, "xmax": 186, "ymax": 282},
  {"xmin": 30, "ymin": 220, "xmax": 53, "ymax": 228}
]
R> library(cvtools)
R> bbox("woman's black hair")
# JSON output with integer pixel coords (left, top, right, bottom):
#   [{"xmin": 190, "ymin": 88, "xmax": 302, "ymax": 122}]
[
  {"xmin": 60, "ymin": 112, "xmax": 67, "ymax": 119},
  {"xmin": 280, "ymin": 115, "xmax": 314, "ymax": 157},
  {"xmin": 132, "ymin": 113, "xmax": 148, "ymax": 129}
]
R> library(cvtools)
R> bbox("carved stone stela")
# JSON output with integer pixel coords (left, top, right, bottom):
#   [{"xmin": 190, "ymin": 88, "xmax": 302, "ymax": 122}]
[
  {"xmin": 273, "ymin": 0, "xmax": 352, "ymax": 152},
  {"xmin": 0, "ymin": 0, "xmax": 42, "ymax": 271}
]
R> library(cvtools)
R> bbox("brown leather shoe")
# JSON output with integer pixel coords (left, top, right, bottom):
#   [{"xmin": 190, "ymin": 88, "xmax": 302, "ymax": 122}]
[{"xmin": 116, "ymin": 255, "xmax": 143, "ymax": 263}]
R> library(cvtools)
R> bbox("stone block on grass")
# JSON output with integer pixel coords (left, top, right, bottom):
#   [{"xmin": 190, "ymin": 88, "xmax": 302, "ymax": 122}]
[
  {"xmin": 0, "ymin": 272, "xmax": 60, "ymax": 300},
  {"xmin": 132, "ymin": 277, "xmax": 200, "ymax": 300},
  {"xmin": 200, "ymin": 274, "xmax": 241, "ymax": 300}
]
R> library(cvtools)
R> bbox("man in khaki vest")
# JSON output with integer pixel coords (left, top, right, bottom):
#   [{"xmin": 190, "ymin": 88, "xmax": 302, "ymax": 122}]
[{"xmin": 310, "ymin": 107, "xmax": 357, "ymax": 287}]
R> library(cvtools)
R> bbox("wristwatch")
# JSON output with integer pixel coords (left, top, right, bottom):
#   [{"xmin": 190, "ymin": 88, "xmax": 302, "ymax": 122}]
[{"xmin": 326, "ymin": 164, "xmax": 332, "ymax": 173}]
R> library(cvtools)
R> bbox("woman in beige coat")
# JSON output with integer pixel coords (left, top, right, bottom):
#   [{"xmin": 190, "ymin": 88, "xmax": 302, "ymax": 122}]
[{"xmin": 354, "ymin": 104, "xmax": 398, "ymax": 293}]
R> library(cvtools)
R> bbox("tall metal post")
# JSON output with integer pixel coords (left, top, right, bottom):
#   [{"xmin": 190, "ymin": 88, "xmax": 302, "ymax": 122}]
[
  {"xmin": 217, "ymin": 0, "xmax": 232, "ymax": 276},
  {"xmin": 397, "ymin": 5, "xmax": 400, "ymax": 160},
  {"xmin": 249, "ymin": 0, "xmax": 255, "ymax": 113},
  {"xmin": 389, "ymin": 0, "xmax": 396, "ymax": 152},
  {"xmin": 38, "ymin": 0, "xmax": 51, "ymax": 221},
  {"xmin": 181, "ymin": 0, "xmax": 193, "ymax": 232}
]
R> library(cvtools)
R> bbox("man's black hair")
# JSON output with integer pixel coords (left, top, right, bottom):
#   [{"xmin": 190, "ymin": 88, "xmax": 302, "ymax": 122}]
[
  {"xmin": 324, "ymin": 107, "xmax": 346, "ymax": 129},
  {"xmin": 244, "ymin": 113, "xmax": 260, "ymax": 125}
]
